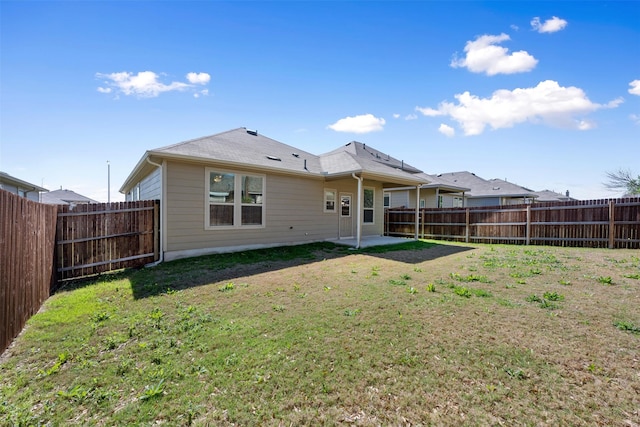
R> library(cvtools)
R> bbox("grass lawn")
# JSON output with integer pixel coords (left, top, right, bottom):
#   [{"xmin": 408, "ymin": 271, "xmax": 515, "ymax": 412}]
[{"xmin": 1, "ymin": 240, "xmax": 639, "ymax": 426}]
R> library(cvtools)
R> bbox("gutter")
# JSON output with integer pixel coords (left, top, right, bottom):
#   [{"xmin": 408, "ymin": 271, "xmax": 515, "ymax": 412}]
[{"xmin": 144, "ymin": 157, "xmax": 164, "ymax": 267}]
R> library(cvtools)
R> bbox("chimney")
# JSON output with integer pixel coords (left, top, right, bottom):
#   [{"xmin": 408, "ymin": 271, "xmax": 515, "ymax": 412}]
[{"xmin": 565, "ymin": 190, "xmax": 570, "ymax": 197}]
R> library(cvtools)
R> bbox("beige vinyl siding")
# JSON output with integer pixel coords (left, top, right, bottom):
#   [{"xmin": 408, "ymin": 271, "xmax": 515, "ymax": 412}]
[
  {"xmin": 361, "ymin": 180, "xmax": 383, "ymax": 236},
  {"xmin": 139, "ymin": 167, "xmax": 161, "ymax": 200},
  {"xmin": 164, "ymin": 161, "xmax": 345, "ymax": 255}
]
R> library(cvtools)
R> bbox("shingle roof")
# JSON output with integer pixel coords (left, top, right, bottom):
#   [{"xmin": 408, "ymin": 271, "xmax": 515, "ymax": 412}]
[
  {"xmin": 322, "ymin": 141, "xmax": 423, "ymax": 174},
  {"xmin": 152, "ymin": 128, "xmax": 323, "ymax": 175},
  {"xmin": 532, "ymin": 190, "xmax": 574, "ymax": 202},
  {"xmin": 433, "ymin": 172, "xmax": 537, "ymax": 198},
  {"xmin": 41, "ymin": 189, "xmax": 98, "ymax": 205},
  {"xmin": 121, "ymin": 128, "xmax": 426, "ymax": 193}
]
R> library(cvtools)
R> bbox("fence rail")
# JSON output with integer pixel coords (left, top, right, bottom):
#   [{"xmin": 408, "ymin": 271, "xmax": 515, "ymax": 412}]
[
  {"xmin": 56, "ymin": 200, "xmax": 160, "ymax": 281},
  {"xmin": 1, "ymin": 190, "xmax": 58, "ymax": 354},
  {"xmin": 385, "ymin": 197, "xmax": 640, "ymax": 249}
]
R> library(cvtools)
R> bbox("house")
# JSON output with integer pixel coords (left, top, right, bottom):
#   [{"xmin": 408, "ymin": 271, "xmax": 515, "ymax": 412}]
[
  {"xmin": 0, "ymin": 171, "xmax": 48, "ymax": 202},
  {"xmin": 431, "ymin": 172, "xmax": 538, "ymax": 206},
  {"xmin": 322, "ymin": 142, "xmax": 471, "ymax": 209},
  {"xmin": 40, "ymin": 189, "xmax": 99, "ymax": 206},
  {"xmin": 386, "ymin": 173, "xmax": 470, "ymax": 209},
  {"xmin": 120, "ymin": 128, "xmax": 427, "ymax": 261},
  {"xmin": 531, "ymin": 190, "xmax": 574, "ymax": 203}
]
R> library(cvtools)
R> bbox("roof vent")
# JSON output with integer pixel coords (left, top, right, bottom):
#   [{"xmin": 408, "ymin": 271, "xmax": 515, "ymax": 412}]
[
  {"xmin": 292, "ymin": 153, "xmax": 299, "ymax": 158},
  {"xmin": 266, "ymin": 155, "xmax": 281, "ymax": 161},
  {"xmin": 493, "ymin": 187, "xmax": 501, "ymax": 190},
  {"xmin": 246, "ymin": 129, "xmax": 258, "ymax": 136}
]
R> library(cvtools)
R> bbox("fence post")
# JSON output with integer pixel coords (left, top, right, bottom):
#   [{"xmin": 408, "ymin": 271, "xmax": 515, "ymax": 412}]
[
  {"xmin": 526, "ymin": 205, "xmax": 531, "ymax": 245},
  {"xmin": 465, "ymin": 208, "xmax": 470, "ymax": 243},
  {"xmin": 608, "ymin": 200, "xmax": 615, "ymax": 249}
]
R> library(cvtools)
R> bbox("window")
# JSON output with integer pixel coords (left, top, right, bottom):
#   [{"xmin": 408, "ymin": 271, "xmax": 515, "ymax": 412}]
[
  {"xmin": 206, "ymin": 169, "xmax": 264, "ymax": 228},
  {"xmin": 363, "ymin": 187, "xmax": 374, "ymax": 224},
  {"xmin": 420, "ymin": 198, "xmax": 426, "ymax": 208},
  {"xmin": 324, "ymin": 189, "xmax": 336, "ymax": 212},
  {"xmin": 340, "ymin": 195, "xmax": 351, "ymax": 217},
  {"xmin": 454, "ymin": 197, "xmax": 464, "ymax": 207},
  {"xmin": 383, "ymin": 192, "xmax": 390, "ymax": 208}
]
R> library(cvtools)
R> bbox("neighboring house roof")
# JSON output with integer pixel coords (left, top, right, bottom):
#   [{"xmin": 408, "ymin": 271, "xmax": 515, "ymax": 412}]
[
  {"xmin": 0, "ymin": 171, "xmax": 48, "ymax": 193},
  {"xmin": 415, "ymin": 173, "xmax": 470, "ymax": 193},
  {"xmin": 41, "ymin": 189, "xmax": 98, "ymax": 205},
  {"xmin": 322, "ymin": 141, "xmax": 423, "ymax": 174},
  {"xmin": 121, "ymin": 128, "xmax": 426, "ymax": 193},
  {"xmin": 532, "ymin": 190, "xmax": 574, "ymax": 202},
  {"xmin": 433, "ymin": 172, "xmax": 537, "ymax": 199}
]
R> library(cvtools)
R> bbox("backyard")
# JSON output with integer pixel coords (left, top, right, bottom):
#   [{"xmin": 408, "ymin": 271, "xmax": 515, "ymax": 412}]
[{"xmin": 1, "ymin": 240, "xmax": 639, "ymax": 426}]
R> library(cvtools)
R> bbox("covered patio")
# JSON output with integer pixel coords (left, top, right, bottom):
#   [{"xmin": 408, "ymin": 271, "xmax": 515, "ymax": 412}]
[{"xmin": 331, "ymin": 235, "xmax": 414, "ymax": 249}]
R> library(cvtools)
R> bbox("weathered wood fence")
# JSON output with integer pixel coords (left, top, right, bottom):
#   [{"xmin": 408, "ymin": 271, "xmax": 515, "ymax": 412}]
[
  {"xmin": 1, "ymin": 190, "xmax": 58, "ymax": 354},
  {"xmin": 385, "ymin": 197, "xmax": 640, "ymax": 249},
  {"xmin": 56, "ymin": 200, "xmax": 160, "ymax": 281},
  {"xmin": 2, "ymin": 193, "xmax": 160, "ymax": 354}
]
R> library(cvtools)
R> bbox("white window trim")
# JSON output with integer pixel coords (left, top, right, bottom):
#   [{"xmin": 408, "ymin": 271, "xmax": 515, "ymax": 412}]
[
  {"xmin": 383, "ymin": 191, "xmax": 390, "ymax": 208},
  {"xmin": 204, "ymin": 168, "xmax": 266, "ymax": 230},
  {"xmin": 324, "ymin": 188, "xmax": 337, "ymax": 213},
  {"xmin": 363, "ymin": 186, "xmax": 375, "ymax": 225}
]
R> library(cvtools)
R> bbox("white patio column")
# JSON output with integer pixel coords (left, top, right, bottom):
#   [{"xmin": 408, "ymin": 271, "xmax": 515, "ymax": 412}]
[{"xmin": 415, "ymin": 185, "xmax": 420, "ymax": 241}]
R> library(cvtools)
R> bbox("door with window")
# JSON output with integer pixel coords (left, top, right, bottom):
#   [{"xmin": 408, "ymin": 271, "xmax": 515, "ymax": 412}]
[{"xmin": 339, "ymin": 193, "xmax": 353, "ymax": 238}]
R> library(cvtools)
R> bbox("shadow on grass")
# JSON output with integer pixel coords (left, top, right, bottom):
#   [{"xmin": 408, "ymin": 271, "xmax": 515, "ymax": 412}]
[{"xmin": 56, "ymin": 241, "xmax": 475, "ymax": 300}]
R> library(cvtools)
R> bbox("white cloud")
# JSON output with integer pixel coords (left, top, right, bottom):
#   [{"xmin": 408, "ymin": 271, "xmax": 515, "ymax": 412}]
[
  {"xmin": 193, "ymin": 89, "xmax": 209, "ymax": 98},
  {"xmin": 96, "ymin": 71, "xmax": 210, "ymax": 98},
  {"xmin": 629, "ymin": 80, "xmax": 640, "ymax": 96},
  {"xmin": 415, "ymin": 106, "xmax": 442, "ymax": 117},
  {"xmin": 450, "ymin": 33, "xmax": 538, "ymax": 75},
  {"xmin": 393, "ymin": 113, "xmax": 400, "ymax": 119},
  {"xmin": 186, "ymin": 72, "xmax": 211, "ymax": 85},
  {"xmin": 327, "ymin": 114, "xmax": 386, "ymax": 134},
  {"xmin": 417, "ymin": 80, "xmax": 622, "ymax": 136},
  {"xmin": 404, "ymin": 113, "xmax": 418, "ymax": 121},
  {"xmin": 531, "ymin": 16, "xmax": 568, "ymax": 33},
  {"xmin": 438, "ymin": 123, "xmax": 455, "ymax": 137},
  {"xmin": 630, "ymin": 114, "xmax": 640, "ymax": 125}
]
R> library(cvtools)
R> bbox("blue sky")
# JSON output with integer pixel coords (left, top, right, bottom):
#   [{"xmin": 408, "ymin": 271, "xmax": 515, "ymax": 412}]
[{"xmin": 1, "ymin": 1, "xmax": 638, "ymax": 202}]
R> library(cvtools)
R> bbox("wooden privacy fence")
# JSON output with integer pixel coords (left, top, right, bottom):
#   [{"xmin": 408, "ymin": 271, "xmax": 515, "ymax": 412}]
[
  {"xmin": 385, "ymin": 197, "xmax": 640, "ymax": 249},
  {"xmin": 56, "ymin": 200, "xmax": 160, "ymax": 281},
  {"xmin": 1, "ymin": 190, "xmax": 58, "ymax": 354}
]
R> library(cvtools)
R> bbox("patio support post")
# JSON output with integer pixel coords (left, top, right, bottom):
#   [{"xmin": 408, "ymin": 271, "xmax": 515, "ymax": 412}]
[
  {"xmin": 352, "ymin": 173, "xmax": 363, "ymax": 249},
  {"xmin": 415, "ymin": 185, "xmax": 420, "ymax": 241}
]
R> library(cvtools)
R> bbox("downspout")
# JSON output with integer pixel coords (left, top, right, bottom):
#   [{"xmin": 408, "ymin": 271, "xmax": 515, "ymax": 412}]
[
  {"xmin": 145, "ymin": 157, "xmax": 164, "ymax": 266},
  {"xmin": 415, "ymin": 185, "xmax": 421, "ymax": 241},
  {"xmin": 351, "ymin": 173, "xmax": 362, "ymax": 249}
]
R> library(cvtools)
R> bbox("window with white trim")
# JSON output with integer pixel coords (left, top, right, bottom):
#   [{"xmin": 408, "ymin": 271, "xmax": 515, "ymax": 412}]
[
  {"xmin": 324, "ymin": 189, "xmax": 337, "ymax": 212},
  {"xmin": 363, "ymin": 187, "xmax": 374, "ymax": 224},
  {"xmin": 383, "ymin": 192, "xmax": 390, "ymax": 208},
  {"xmin": 206, "ymin": 169, "xmax": 264, "ymax": 228}
]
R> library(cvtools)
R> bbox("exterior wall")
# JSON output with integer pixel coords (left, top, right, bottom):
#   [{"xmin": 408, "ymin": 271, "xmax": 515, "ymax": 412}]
[
  {"xmin": 467, "ymin": 197, "xmax": 500, "ymax": 207},
  {"xmin": 125, "ymin": 167, "xmax": 161, "ymax": 201},
  {"xmin": 0, "ymin": 182, "xmax": 40, "ymax": 202},
  {"xmin": 361, "ymin": 179, "xmax": 384, "ymax": 237},
  {"xmin": 389, "ymin": 190, "xmax": 410, "ymax": 208},
  {"xmin": 162, "ymin": 162, "xmax": 386, "ymax": 259},
  {"xmin": 140, "ymin": 167, "xmax": 161, "ymax": 200}
]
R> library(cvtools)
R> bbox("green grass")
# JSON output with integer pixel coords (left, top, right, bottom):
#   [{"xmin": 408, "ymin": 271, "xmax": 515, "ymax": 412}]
[{"xmin": 1, "ymin": 241, "xmax": 639, "ymax": 426}]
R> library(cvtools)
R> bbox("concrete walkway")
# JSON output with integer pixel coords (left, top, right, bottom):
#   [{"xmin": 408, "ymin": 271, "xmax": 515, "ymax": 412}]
[{"xmin": 331, "ymin": 235, "xmax": 414, "ymax": 249}]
